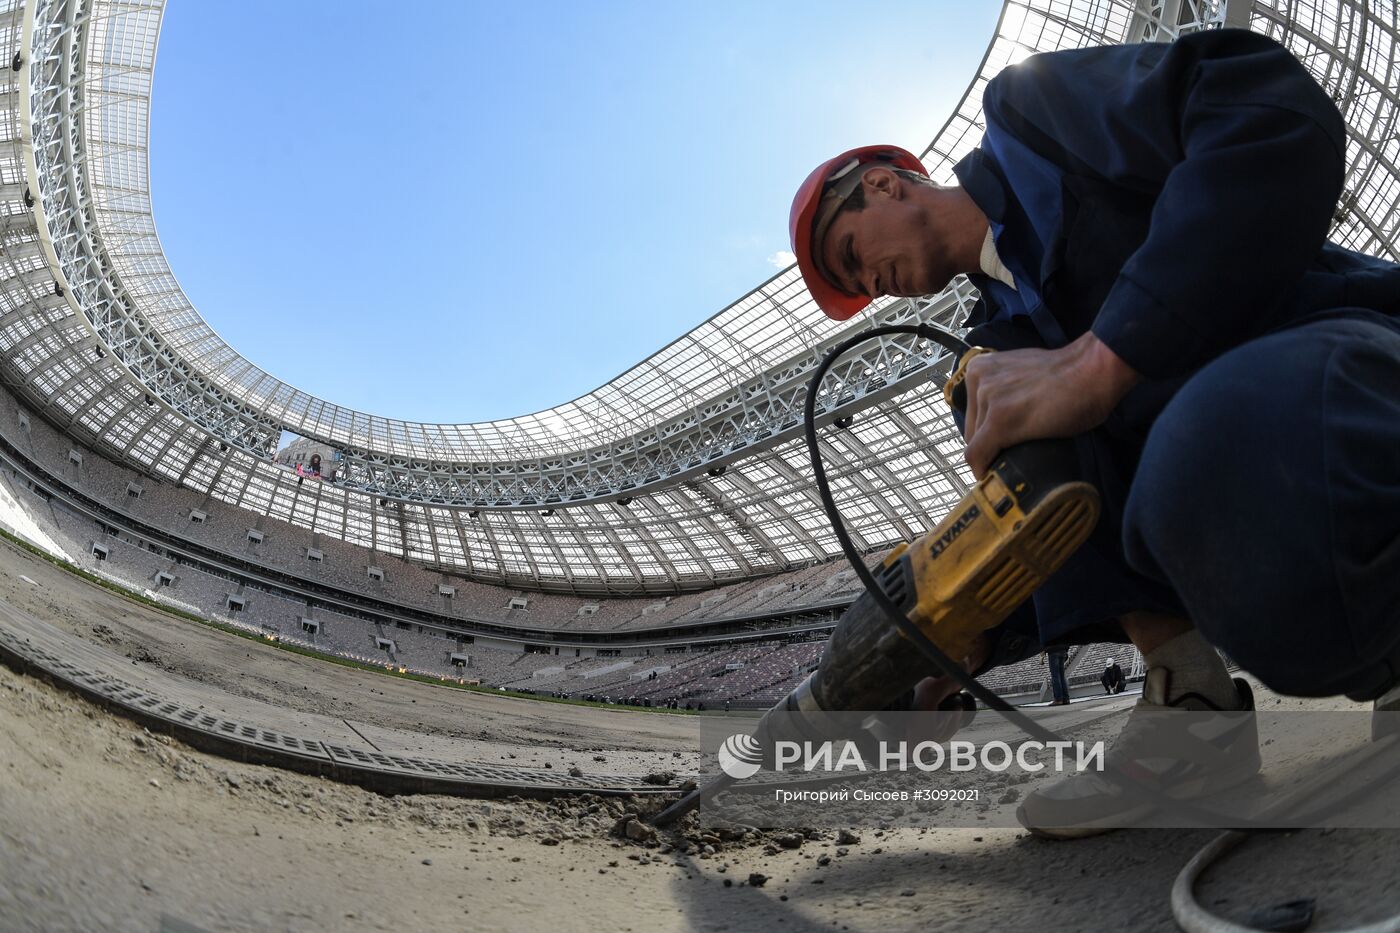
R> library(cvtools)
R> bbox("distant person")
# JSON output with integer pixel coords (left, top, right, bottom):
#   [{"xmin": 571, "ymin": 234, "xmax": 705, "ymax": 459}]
[
  {"xmin": 1102, "ymin": 659, "xmax": 1126, "ymax": 695},
  {"xmin": 1046, "ymin": 646, "xmax": 1071, "ymax": 705}
]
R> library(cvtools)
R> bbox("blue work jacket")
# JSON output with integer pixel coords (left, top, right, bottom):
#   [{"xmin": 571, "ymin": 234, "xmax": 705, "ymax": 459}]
[
  {"xmin": 954, "ymin": 28, "xmax": 1399, "ymax": 382},
  {"xmin": 955, "ymin": 28, "xmax": 1400, "ymax": 673}
]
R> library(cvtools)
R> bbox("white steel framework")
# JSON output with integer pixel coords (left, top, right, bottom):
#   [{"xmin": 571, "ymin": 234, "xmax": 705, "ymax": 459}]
[{"xmin": 0, "ymin": 0, "xmax": 1393, "ymax": 592}]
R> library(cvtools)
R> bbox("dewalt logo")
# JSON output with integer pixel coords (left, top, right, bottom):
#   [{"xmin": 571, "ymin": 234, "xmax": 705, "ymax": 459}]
[{"xmin": 928, "ymin": 504, "xmax": 981, "ymax": 559}]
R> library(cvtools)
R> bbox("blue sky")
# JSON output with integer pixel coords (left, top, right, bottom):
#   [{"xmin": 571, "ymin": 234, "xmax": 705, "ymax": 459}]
[{"xmin": 151, "ymin": 1, "xmax": 1002, "ymax": 424}]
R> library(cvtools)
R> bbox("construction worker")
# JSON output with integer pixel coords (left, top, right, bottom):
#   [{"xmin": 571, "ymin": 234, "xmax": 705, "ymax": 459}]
[
  {"xmin": 789, "ymin": 28, "xmax": 1400, "ymax": 836},
  {"xmin": 1101, "ymin": 658, "xmax": 1125, "ymax": 696},
  {"xmin": 1047, "ymin": 645, "xmax": 1071, "ymax": 705}
]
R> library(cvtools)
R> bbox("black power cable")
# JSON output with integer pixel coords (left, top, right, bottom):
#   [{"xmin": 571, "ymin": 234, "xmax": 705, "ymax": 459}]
[{"xmin": 805, "ymin": 323, "xmax": 1069, "ymax": 743}]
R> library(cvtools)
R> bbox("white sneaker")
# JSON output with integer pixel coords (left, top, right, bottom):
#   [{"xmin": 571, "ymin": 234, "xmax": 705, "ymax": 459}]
[
  {"xmin": 1374, "ymin": 682, "xmax": 1400, "ymax": 742},
  {"xmin": 1016, "ymin": 670, "xmax": 1260, "ymax": 839}
]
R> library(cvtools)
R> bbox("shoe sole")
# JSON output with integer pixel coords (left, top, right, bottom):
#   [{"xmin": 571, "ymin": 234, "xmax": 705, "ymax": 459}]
[{"xmin": 1019, "ymin": 737, "xmax": 1262, "ymax": 840}]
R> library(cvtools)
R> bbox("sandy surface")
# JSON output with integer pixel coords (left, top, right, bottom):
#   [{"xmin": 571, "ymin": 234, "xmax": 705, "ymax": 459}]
[
  {"xmin": 0, "ymin": 538, "xmax": 699, "ymax": 773},
  {"xmin": 4, "ymin": 540, "xmax": 1400, "ymax": 932}
]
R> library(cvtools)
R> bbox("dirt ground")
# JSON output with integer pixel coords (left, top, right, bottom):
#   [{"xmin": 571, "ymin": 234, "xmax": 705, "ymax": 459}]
[
  {"xmin": 3, "ymin": 541, "xmax": 1400, "ymax": 932},
  {"xmin": 0, "ymin": 539, "xmax": 699, "ymax": 774}
]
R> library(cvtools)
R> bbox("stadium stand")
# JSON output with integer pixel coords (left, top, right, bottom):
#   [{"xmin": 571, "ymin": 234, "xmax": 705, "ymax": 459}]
[
  {"xmin": 0, "ymin": 389, "xmax": 1135, "ymax": 708},
  {"xmin": 0, "ymin": 398, "xmax": 861, "ymax": 633}
]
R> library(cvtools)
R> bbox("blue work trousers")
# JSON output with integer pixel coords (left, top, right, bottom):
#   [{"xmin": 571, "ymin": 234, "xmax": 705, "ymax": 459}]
[
  {"xmin": 1047, "ymin": 649, "xmax": 1070, "ymax": 702},
  {"xmin": 965, "ymin": 310, "xmax": 1400, "ymax": 698}
]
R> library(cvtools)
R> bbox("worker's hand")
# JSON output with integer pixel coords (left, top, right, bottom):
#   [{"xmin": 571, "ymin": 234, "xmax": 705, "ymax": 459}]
[
  {"xmin": 961, "ymin": 331, "xmax": 1140, "ymax": 479},
  {"xmin": 899, "ymin": 634, "xmax": 992, "ymax": 744}
]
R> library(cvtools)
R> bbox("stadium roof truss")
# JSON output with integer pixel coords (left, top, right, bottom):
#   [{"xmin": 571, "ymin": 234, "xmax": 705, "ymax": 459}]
[{"xmin": 0, "ymin": 0, "xmax": 1393, "ymax": 593}]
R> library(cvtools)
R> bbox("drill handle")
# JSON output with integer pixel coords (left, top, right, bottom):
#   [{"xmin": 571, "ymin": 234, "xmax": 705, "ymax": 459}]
[
  {"xmin": 942, "ymin": 346, "xmax": 1084, "ymax": 506},
  {"xmin": 942, "ymin": 345, "xmax": 993, "ymax": 413}
]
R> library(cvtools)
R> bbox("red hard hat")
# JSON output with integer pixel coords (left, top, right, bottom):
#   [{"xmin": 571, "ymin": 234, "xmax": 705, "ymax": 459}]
[{"xmin": 788, "ymin": 144, "xmax": 928, "ymax": 321}]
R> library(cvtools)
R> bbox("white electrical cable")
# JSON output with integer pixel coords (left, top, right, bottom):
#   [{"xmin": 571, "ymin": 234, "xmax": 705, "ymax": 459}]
[
  {"xmin": 1172, "ymin": 733, "xmax": 1400, "ymax": 932},
  {"xmin": 1172, "ymin": 832, "xmax": 1259, "ymax": 933},
  {"xmin": 1173, "ymin": 830, "xmax": 1400, "ymax": 933}
]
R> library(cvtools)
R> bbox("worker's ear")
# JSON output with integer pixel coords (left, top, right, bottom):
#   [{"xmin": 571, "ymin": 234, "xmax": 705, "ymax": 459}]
[{"xmin": 861, "ymin": 166, "xmax": 902, "ymax": 200}]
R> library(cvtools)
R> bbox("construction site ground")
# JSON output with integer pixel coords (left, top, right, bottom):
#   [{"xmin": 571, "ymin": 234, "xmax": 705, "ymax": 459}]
[{"xmin": 2, "ymin": 540, "xmax": 1399, "ymax": 933}]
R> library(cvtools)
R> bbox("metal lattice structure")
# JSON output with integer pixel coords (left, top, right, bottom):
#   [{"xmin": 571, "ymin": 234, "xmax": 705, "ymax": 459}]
[{"xmin": 0, "ymin": 0, "xmax": 1392, "ymax": 593}]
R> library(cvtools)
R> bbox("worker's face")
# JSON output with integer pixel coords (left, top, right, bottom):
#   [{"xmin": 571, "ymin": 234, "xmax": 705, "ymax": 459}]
[{"xmin": 817, "ymin": 168, "xmax": 951, "ymax": 301}]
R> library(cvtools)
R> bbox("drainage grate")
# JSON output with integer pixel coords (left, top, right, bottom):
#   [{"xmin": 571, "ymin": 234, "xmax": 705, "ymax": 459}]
[{"xmin": 0, "ymin": 615, "xmax": 676, "ymax": 797}]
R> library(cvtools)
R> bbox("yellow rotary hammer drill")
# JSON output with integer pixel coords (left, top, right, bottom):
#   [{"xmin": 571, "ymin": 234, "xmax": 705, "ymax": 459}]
[
  {"xmin": 778, "ymin": 348, "xmax": 1099, "ymax": 718},
  {"xmin": 653, "ymin": 346, "xmax": 1101, "ymax": 824}
]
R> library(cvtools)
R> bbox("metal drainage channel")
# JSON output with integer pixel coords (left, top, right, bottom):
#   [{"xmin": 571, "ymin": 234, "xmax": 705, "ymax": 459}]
[{"xmin": 0, "ymin": 624, "xmax": 678, "ymax": 801}]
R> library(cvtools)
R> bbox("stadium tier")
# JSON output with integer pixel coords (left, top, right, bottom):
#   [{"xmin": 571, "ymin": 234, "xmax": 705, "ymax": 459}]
[
  {"xmin": 34, "ymin": 380, "xmax": 1176, "ymax": 706},
  {"xmin": 0, "ymin": 372, "xmax": 1096, "ymax": 705}
]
